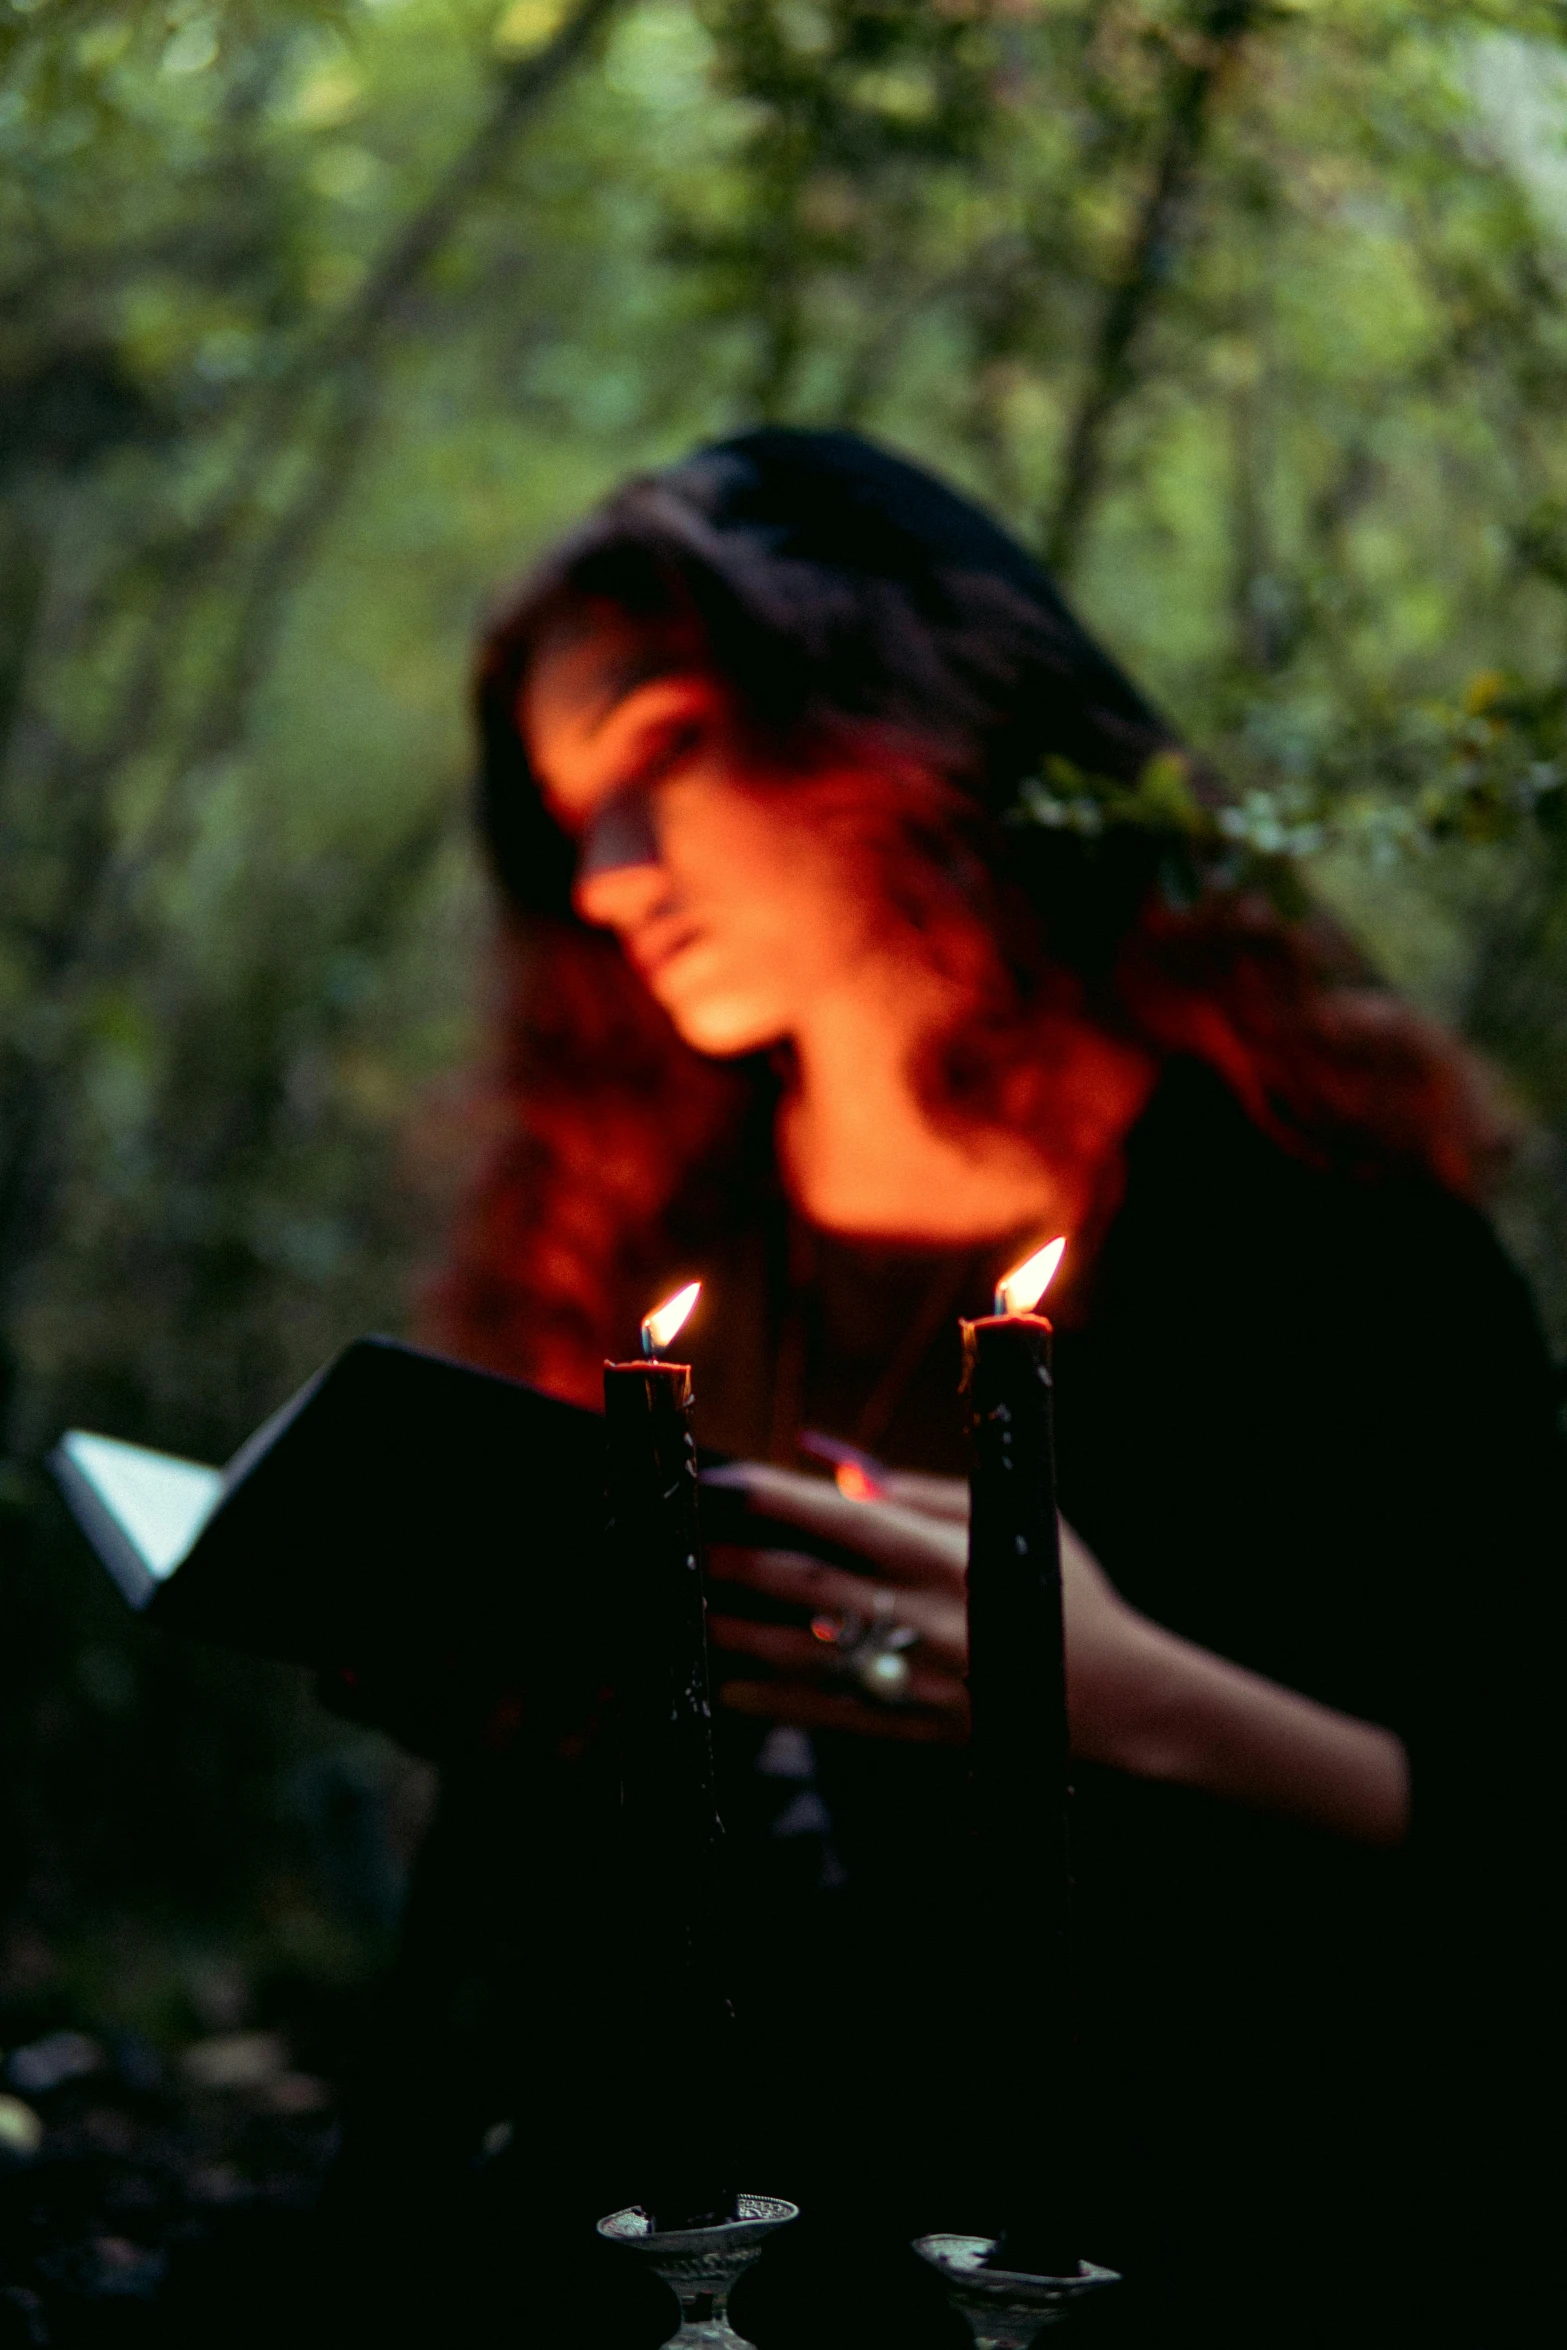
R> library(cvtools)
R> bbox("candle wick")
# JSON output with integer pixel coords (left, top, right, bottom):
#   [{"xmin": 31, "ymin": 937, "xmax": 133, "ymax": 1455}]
[
  {"xmin": 992, "ymin": 1287, "xmax": 1007, "ymax": 1318},
  {"xmin": 641, "ymin": 1324, "xmax": 657, "ymax": 1359}
]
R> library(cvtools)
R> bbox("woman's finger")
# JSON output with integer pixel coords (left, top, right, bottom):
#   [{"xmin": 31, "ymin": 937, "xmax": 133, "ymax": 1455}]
[
  {"xmin": 707, "ymin": 1546, "xmax": 967, "ymax": 1666},
  {"xmin": 703, "ymin": 1462, "xmax": 967, "ymax": 1585},
  {"xmin": 881, "ymin": 1471, "xmax": 970, "ymax": 1522},
  {"xmin": 718, "ymin": 1677, "xmax": 968, "ymax": 1746},
  {"xmin": 708, "ymin": 1542, "xmax": 903, "ymax": 1619},
  {"xmin": 707, "ymin": 1614, "xmax": 833, "ymax": 1674},
  {"xmin": 709, "ymin": 1614, "xmax": 968, "ymax": 1711}
]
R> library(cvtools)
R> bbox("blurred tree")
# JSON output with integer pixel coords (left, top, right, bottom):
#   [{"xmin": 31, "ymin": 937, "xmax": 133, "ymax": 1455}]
[
  {"xmin": 681, "ymin": 0, "xmax": 1567, "ymax": 1317},
  {"xmin": 0, "ymin": 0, "xmax": 627, "ymax": 1465},
  {"xmin": 3, "ymin": 0, "xmax": 1567, "ymax": 2016}
]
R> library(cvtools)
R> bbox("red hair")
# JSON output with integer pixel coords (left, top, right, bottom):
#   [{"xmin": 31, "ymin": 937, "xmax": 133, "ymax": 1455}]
[
  {"xmin": 431, "ymin": 851, "xmax": 1512, "ymax": 1404},
  {"xmin": 431, "ymin": 922, "xmax": 755, "ymax": 1404},
  {"xmin": 435, "ymin": 432, "xmax": 1513, "ymax": 1393}
]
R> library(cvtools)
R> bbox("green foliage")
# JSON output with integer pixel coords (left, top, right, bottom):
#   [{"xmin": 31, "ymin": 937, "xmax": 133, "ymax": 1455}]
[{"xmin": 6, "ymin": 0, "xmax": 1567, "ymax": 2005}]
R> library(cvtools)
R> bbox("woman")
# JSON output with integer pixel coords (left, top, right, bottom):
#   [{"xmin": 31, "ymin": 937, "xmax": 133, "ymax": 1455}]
[{"xmin": 387, "ymin": 431, "xmax": 1558, "ymax": 2347}]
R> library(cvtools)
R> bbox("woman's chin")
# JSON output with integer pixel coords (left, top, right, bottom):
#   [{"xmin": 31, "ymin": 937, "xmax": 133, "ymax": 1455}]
[{"xmin": 661, "ymin": 986, "xmax": 787, "ymax": 1060}]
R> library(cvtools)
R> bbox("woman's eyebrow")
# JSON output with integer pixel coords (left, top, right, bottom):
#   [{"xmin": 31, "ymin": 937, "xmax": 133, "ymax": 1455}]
[
  {"xmin": 576, "ymin": 674, "xmax": 715, "ymax": 810},
  {"xmin": 583, "ymin": 650, "xmax": 687, "ymax": 736},
  {"xmin": 543, "ymin": 690, "xmax": 708, "ymax": 832},
  {"xmin": 612, "ymin": 711, "xmax": 709, "ymax": 798}
]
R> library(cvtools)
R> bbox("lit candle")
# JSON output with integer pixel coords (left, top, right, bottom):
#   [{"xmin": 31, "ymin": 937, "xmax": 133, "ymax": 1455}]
[
  {"xmin": 604, "ymin": 1281, "xmax": 737, "ymax": 2230},
  {"xmin": 961, "ymin": 1236, "xmax": 1081, "ymax": 2278}
]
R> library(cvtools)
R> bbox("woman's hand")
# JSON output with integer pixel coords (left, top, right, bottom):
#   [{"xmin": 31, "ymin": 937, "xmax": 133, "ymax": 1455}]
[
  {"xmin": 700, "ymin": 1461, "xmax": 1410, "ymax": 1846},
  {"xmin": 702, "ymin": 1460, "xmax": 1152, "ymax": 1754},
  {"xmin": 704, "ymin": 1461, "xmax": 970, "ymax": 1742}
]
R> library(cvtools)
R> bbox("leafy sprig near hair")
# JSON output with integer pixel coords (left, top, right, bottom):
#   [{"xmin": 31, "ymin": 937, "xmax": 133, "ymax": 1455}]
[
  {"xmin": 1008, "ymin": 749, "xmax": 1210, "ymax": 843},
  {"xmin": 1005, "ymin": 672, "xmax": 1567, "ymax": 880}
]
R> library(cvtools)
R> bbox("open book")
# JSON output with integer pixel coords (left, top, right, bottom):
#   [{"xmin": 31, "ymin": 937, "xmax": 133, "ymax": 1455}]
[{"xmin": 49, "ymin": 1338, "xmax": 605, "ymax": 1669}]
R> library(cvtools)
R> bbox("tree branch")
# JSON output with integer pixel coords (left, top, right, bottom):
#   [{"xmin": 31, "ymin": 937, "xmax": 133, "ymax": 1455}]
[
  {"xmin": 1043, "ymin": 2, "xmax": 1257, "ymax": 578},
  {"xmin": 285, "ymin": 0, "xmax": 625, "ymax": 391},
  {"xmin": 0, "ymin": 0, "xmax": 626, "ymax": 1433},
  {"xmin": 11, "ymin": 0, "xmax": 626, "ymax": 838}
]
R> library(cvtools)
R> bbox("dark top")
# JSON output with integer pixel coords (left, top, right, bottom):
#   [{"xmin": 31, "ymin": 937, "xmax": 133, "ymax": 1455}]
[{"xmin": 344, "ymin": 1061, "xmax": 1564, "ymax": 2348}]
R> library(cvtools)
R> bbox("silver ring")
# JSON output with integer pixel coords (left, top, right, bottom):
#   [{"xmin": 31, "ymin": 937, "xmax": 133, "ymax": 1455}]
[{"xmin": 811, "ymin": 1590, "xmax": 918, "ymax": 1703}]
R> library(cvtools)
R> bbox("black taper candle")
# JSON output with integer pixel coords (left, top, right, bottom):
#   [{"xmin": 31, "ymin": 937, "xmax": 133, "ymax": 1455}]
[
  {"xmin": 603, "ymin": 1339, "xmax": 738, "ymax": 2231},
  {"xmin": 962, "ymin": 1303, "xmax": 1081, "ymax": 2279}
]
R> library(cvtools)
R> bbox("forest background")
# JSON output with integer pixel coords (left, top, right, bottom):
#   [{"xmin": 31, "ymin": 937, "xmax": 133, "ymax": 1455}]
[{"xmin": 4, "ymin": 0, "xmax": 1567, "ymax": 2056}]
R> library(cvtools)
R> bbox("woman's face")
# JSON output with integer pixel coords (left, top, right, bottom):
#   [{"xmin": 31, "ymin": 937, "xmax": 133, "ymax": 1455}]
[{"xmin": 522, "ymin": 616, "xmax": 918, "ymax": 1058}]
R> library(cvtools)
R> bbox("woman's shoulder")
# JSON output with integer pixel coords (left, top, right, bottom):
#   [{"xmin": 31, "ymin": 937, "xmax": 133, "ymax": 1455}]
[{"xmin": 1108, "ymin": 1057, "xmax": 1556, "ymax": 1398}]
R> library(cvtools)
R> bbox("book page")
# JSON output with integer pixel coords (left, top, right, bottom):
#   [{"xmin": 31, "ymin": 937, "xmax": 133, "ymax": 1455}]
[{"xmin": 55, "ymin": 1433, "xmax": 223, "ymax": 1583}]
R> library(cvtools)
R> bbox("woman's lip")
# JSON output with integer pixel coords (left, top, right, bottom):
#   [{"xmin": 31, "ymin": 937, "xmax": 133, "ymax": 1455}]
[{"xmin": 630, "ymin": 920, "xmax": 702, "ymax": 982}]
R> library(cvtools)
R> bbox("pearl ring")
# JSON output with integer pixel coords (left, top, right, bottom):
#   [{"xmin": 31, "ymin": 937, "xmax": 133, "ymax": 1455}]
[{"xmin": 811, "ymin": 1588, "xmax": 919, "ymax": 1703}]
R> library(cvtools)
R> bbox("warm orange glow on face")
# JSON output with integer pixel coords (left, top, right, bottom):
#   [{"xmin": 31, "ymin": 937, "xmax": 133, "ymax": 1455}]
[
  {"xmin": 641, "ymin": 1280, "xmax": 701, "ymax": 1356},
  {"xmin": 995, "ymin": 1235, "xmax": 1066, "ymax": 1318}
]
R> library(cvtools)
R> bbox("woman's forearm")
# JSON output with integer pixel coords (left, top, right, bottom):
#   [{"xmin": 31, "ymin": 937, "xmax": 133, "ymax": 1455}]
[{"xmin": 1103, "ymin": 1614, "xmax": 1411, "ymax": 1848}]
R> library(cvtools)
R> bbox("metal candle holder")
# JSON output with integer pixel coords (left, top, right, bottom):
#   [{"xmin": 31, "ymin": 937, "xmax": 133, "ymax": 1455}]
[
  {"xmin": 913, "ymin": 2236, "xmax": 1119, "ymax": 2349},
  {"xmin": 598, "ymin": 2195, "xmax": 799, "ymax": 2348}
]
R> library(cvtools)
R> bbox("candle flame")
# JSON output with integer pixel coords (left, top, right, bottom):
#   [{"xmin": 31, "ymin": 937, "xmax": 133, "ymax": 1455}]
[
  {"xmin": 799, "ymin": 1429, "xmax": 890, "ymax": 1501},
  {"xmin": 641, "ymin": 1280, "xmax": 701, "ymax": 1356},
  {"xmin": 995, "ymin": 1235, "xmax": 1066, "ymax": 1318},
  {"xmin": 834, "ymin": 1461, "xmax": 884, "ymax": 1503}
]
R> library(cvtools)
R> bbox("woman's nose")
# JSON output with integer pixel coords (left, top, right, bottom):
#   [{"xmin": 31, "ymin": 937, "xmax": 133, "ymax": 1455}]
[
  {"xmin": 580, "ymin": 785, "xmax": 658, "ymax": 881},
  {"xmin": 575, "ymin": 859, "xmax": 670, "ymax": 929},
  {"xmin": 572, "ymin": 786, "xmax": 669, "ymax": 928}
]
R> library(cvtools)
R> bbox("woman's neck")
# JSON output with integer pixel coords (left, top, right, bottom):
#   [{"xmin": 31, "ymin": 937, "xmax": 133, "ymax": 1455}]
[{"xmin": 776, "ymin": 969, "xmax": 1152, "ymax": 1246}]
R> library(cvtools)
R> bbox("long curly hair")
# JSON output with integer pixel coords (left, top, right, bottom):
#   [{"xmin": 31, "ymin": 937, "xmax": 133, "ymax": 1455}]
[{"xmin": 432, "ymin": 430, "xmax": 1511, "ymax": 1405}]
